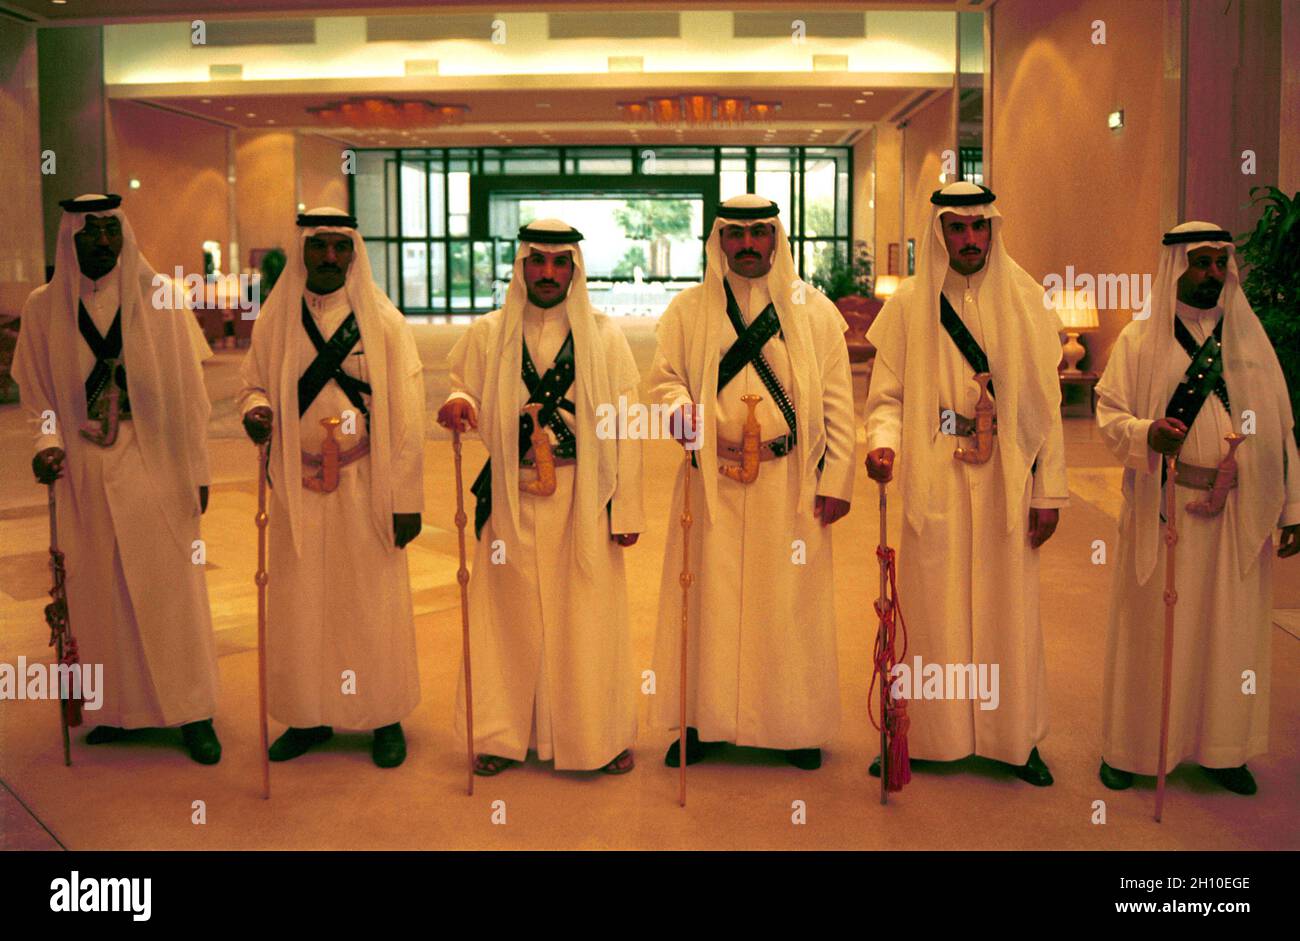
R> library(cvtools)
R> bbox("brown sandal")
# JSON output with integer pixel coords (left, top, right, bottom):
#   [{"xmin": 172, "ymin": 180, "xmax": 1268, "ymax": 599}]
[
  {"xmin": 473, "ymin": 754, "xmax": 517, "ymax": 776},
  {"xmin": 600, "ymin": 749, "xmax": 635, "ymax": 775}
]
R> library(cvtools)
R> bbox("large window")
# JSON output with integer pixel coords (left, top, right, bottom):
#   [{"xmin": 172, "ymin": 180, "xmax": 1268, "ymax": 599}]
[{"xmin": 351, "ymin": 145, "xmax": 851, "ymax": 316}]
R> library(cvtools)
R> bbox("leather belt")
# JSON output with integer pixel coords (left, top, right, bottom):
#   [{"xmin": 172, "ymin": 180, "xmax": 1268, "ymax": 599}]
[
  {"xmin": 717, "ymin": 433, "xmax": 795, "ymax": 463},
  {"xmin": 1174, "ymin": 459, "xmax": 1237, "ymax": 491},
  {"xmin": 520, "ymin": 455, "xmax": 576, "ymax": 468},
  {"xmin": 941, "ymin": 407, "xmax": 997, "ymax": 438},
  {"xmin": 301, "ymin": 437, "xmax": 370, "ymax": 490}
]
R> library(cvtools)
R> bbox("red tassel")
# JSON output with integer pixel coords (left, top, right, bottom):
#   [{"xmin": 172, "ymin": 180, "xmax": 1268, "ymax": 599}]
[
  {"xmin": 60, "ymin": 636, "xmax": 84, "ymax": 728},
  {"xmin": 886, "ymin": 697, "xmax": 910, "ymax": 791},
  {"xmin": 869, "ymin": 545, "xmax": 910, "ymax": 792}
]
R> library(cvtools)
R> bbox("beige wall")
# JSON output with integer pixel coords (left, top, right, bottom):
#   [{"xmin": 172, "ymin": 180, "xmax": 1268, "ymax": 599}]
[
  {"xmin": 298, "ymin": 134, "xmax": 350, "ymax": 214},
  {"xmin": 235, "ymin": 130, "xmax": 298, "ymax": 269},
  {"xmin": 106, "ymin": 100, "xmax": 229, "ymax": 278},
  {"xmin": 0, "ymin": 23, "xmax": 45, "ymax": 319},
  {"xmin": 873, "ymin": 124, "xmax": 902, "ymax": 275},
  {"xmin": 37, "ymin": 27, "xmax": 106, "ymax": 266},
  {"xmin": 991, "ymin": 0, "xmax": 1173, "ymax": 372},
  {"xmin": 1283, "ymin": 1, "xmax": 1300, "ymax": 195},
  {"xmin": 902, "ymin": 89, "xmax": 952, "ymax": 276},
  {"xmin": 1185, "ymin": 0, "xmax": 1282, "ymax": 237}
]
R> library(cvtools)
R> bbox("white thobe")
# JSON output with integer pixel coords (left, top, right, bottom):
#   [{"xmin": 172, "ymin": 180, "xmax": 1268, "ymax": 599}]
[
  {"xmin": 447, "ymin": 302, "xmax": 645, "ymax": 769},
  {"xmin": 240, "ymin": 288, "xmax": 422, "ymax": 730},
  {"xmin": 1097, "ymin": 302, "xmax": 1300, "ymax": 773},
  {"xmin": 22, "ymin": 270, "xmax": 218, "ymax": 728},
  {"xmin": 864, "ymin": 266, "xmax": 1069, "ymax": 764},
  {"xmin": 647, "ymin": 274, "xmax": 857, "ymax": 750}
]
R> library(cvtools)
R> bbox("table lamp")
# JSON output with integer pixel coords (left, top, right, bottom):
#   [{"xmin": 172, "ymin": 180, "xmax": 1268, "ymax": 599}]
[
  {"xmin": 1056, "ymin": 289, "xmax": 1099, "ymax": 375},
  {"xmin": 873, "ymin": 275, "xmax": 899, "ymax": 299}
]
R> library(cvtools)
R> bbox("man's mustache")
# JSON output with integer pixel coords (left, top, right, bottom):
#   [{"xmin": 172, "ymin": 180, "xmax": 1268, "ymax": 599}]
[
  {"xmin": 961, "ymin": 247, "xmax": 982, "ymax": 254},
  {"xmin": 534, "ymin": 280, "xmax": 560, "ymax": 288},
  {"xmin": 735, "ymin": 250, "xmax": 760, "ymax": 259}
]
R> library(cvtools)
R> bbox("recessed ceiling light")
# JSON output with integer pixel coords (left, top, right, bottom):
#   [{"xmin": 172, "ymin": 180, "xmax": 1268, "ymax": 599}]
[
  {"xmin": 536, "ymin": 102, "xmax": 551, "ymax": 108},
  {"xmin": 860, "ymin": 91, "xmax": 874, "ymax": 96},
  {"xmin": 225, "ymin": 106, "xmax": 235, "ymax": 112},
  {"xmin": 854, "ymin": 98, "xmax": 866, "ymax": 104},
  {"xmin": 817, "ymin": 103, "xmax": 832, "ymax": 108},
  {"xmin": 246, "ymin": 112, "xmax": 256, "ymax": 118},
  {"xmin": 200, "ymin": 98, "xmax": 211, "ymax": 104},
  {"xmin": 52, "ymin": 1, "xmax": 68, "ymax": 5},
  {"xmin": 266, "ymin": 119, "xmax": 276, "ymax": 124}
]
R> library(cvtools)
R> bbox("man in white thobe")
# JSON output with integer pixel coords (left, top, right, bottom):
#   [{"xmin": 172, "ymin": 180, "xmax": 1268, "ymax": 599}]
[
  {"xmin": 647, "ymin": 194, "xmax": 856, "ymax": 771},
  {"xmin": 13, "ymin": 193, "xmax": 220, "ymax": 763},
  {"xmin": 1096, "ymin": 221, "xmax": 1299, "ymax": 796},
  {"xmin": 864, "ymin": 181, "xmax": 1068, "ymax": 786},
  {"xmin": 238, "ymin": 208, "xmax": 425, "ymax": 768},
  {"xmin": 438, "ymin": 219, "xmax": 644, "ymax": 775}
]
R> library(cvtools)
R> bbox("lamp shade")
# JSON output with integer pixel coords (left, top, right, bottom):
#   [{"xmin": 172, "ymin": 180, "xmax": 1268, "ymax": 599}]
[
  {"xmin": 1055, "ymin": 289, "xmax": 1099, "ymax": 330},
  {"xmin": 873, "ymin": 275, "xmax": 900, "ymax": 299}
]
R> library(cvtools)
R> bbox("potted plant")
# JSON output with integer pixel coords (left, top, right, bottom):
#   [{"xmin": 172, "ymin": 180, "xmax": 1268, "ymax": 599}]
[
  {"xmin": 811, "ymin": 240, "xmax": 877, "ymax": 363},
  {"xmin": 1237, "ymin": 187, "xmax": 1299, "ymax": 445}
]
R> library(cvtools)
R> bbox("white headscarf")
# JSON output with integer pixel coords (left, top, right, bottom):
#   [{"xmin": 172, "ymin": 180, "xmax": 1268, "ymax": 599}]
[
  {"xmin": 470, "ymin": 218, "xmax": 626, "ymax": 574},
  {"xmin": 672, "ymin": 193, "xmax": 825, "ymax": 524},
  {"xmin": 867, "ymin": 181, "xmax": 1063, "ymax": 535},
  {"xmin": 241, "ymin": 206, "xmax": 406, "ymax": 555},
  {"xmin": 1121, "ymin": 220, "xmax": 1293, "ymax": 582},
  {"xmin": 12, "ymin": 194, "xmax": 210, "ymax": 547}
]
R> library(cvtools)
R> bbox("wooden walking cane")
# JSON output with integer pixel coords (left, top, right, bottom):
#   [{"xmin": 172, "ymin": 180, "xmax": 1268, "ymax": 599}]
[
  {"xmin": 255, "ymin": 440, "xmax": 271, "ymax": 800},
  {"xmin": 451, "ymin": 426, "xmax": 476, "ymax": 797},
  {"xmin": 45, "ymin": 481, "xmax": 81, "ymax": 767},
  {"xmin": 1154, "ymin": 452, "xmax": 1179, "ymax": 823},
  {"xmin": 678, "ymin": 448, "xmax": 694, "ymax": 808},
  {"xmin": 876, "ymin": 481, "xmax": 889, "ymax": 805}
]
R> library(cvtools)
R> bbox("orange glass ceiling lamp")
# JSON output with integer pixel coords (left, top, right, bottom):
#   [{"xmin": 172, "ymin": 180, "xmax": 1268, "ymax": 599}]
[
  {"xmin": 308, "ymin": 98, "xmax": 469, "ymax": 129},
  {"xmin": 618, "ymin": 95, "xmax": 781, "ymax": 127}
]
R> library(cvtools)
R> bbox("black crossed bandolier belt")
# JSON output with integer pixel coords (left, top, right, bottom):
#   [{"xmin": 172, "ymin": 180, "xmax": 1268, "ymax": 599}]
[
  {"xmin": 1160, "ymin": 315, "xmax": 1230, "ymax": 493},
  {"xmin": 1167, "ymin": 315, "xmax": 1229, "ymax": 426},
  {"xmin": 706, "ymin": 280, "xmax": 797, "ymax": 468},
  {"xmin": 471, "ymin": 331, "xmax": 577, "ymax": 539},
  {"xmin": 938, "ymin": 291, "xmax": 999, "ymax": 437},
  {"xmin": 298, "ymin": 300, "xmax": 372, "ymax": 429},
  {"xmin": 79, "ymin": 301, "xmax": 131, "ymax": 419}
]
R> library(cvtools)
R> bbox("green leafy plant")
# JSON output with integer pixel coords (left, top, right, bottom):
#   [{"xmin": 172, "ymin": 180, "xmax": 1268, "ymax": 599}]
[
  {"xmin": 1237, "ymin": 187, "xmax": 1300, "ymax": 444},
  {"xmin": 614, "ymin": 199, "xmax": 693, "ymax": 277},
  {"xmin": 810, "ymin": 239, "xmax": 873, "ymax": 301}
]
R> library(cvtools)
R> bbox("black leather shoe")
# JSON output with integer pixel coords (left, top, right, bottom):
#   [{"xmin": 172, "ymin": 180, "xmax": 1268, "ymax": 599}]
[
  {"xmin": 85, "ymin": 726, "xmax": 126, "ymax": 745},
  {"xmin": 1098, "ymin": 760, "xmax": 1133, "ymax": 790},
  {"xmin": 1202, "ymin": 764, "xmax": 1256, "ymax": 795},
  {"xmin": 1013, "ymin": 747, "xmax": 1054, "ymax": 787},
  {"xmin": 269, "ymin": 725, "xmax": 333, "ymax": 761},
  {"xmin": 372, "ymin": 723, "xmax": 406, "ymax": 768},
  {"xmin": 181, "ymin": 719, "xmax": 222, "ymax": 765},
  {"xmin": 664, "ymin": 727, "xmax": 719, "ymax": 767},
  {"xmin": 785, "ymin": 748, "xmax": 822, "ymax": 770}
]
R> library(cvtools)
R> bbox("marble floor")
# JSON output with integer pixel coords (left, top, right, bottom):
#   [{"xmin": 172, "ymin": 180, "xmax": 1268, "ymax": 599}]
[{"xmin": 1, "ymin": 331, "xmax": 1297, "ymax": 851}]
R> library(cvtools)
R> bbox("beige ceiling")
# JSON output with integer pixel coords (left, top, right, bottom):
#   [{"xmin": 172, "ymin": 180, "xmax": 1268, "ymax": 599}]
[
  {"xmin": 134, "ymin": 83, "xmax": 926, "ymax": 147},
  {"xmin": 4, "ymin": 0, "xmax": 993, "ymax": 27}
]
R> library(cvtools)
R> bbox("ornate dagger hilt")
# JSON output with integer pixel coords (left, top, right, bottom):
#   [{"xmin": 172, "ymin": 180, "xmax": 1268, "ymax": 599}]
[
  {"xmin": 79, "ymin": 358, "xmax": 121, "ymax": 447},
  {"xmin": 720, "ymin": 393, "xmax": 762, "ymax": 483},
  {"xmin": 303, "ymin": 416, "xmax": 343, "ymax": 493},
  {"xmin": 1185, "ymin": 432, "xmax": 1246, "ymax": 518},
  {"xmin": 520, "ymin": 403, "xmax": 557, "ymax": 496},
  {"xmin": 953, "ymin": 373, "xmax": 995, "ymax": 465}
]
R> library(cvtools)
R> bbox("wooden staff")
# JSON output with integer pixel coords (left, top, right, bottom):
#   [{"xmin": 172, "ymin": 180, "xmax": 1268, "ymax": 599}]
[
  {"xmin": 1154, "ymin": 452, "xmax": 1179, "ymax": 823},
  {"xmin": 452, "ymin": 426, "xmax": 475, "ymax": 797},
  {"xmin": 255, "ymin": 439, "xmax": 271, "ymax": 800},
  {"xmin": 678, "ymin": 448, "xmax": 694, "ymax": 808},
  {"xmin": 877, "ymin": 480, "xmax": 888, "ymax": 806},
  {"xmin": 46, "ymin": 482, "xmax": 74, "ymax": 767}
]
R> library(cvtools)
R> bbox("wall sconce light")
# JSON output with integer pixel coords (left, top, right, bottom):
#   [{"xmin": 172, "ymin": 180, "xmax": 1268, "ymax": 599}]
[
  {"xmin": 129, "ymin": 178, "xmax": 141, "ymax": 190},
  {"xmin": 1108, "ymin": 109, "xmax": 1124, "ymax": 130}
]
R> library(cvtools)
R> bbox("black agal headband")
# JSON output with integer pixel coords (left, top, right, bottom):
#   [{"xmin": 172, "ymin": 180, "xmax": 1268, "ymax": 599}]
[
  {"xmin": 1162, "ymin": 229, "xmax": 1232, "ymax": 245},
  {"xmin": 715, "ymin": 201, "xmax": 779, "ymax": 220},
  {"xmin": 518, "ymin": 224, "xmax": 584, "ymax": 244},
  {"xmin": 298, "ymin": 212, "xmax": 357, "ymax": 229},
  {"xmin": 60, "ymin": 194, "xmax": 122, "ymax": 213},
  {"xmin": 930, "ymin": 185, "xmax": 996, "ymax": 206}
]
